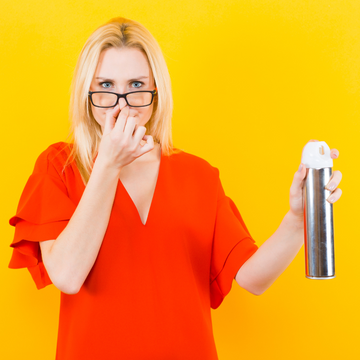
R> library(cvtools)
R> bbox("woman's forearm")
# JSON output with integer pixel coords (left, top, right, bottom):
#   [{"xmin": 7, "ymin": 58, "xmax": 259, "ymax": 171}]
[
  {"xmin": 46, "ymin": 157, "xmax": 121, "ymax": 294},
  {"xmin": 235, "ymin": 211, "xmax": 304, "ymax": 296}
]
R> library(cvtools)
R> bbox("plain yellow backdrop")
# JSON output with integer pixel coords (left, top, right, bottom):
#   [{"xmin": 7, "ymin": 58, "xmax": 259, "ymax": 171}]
[{"xmin": 1, "ymin": 0, "xmax": 358, "ymax": 359}]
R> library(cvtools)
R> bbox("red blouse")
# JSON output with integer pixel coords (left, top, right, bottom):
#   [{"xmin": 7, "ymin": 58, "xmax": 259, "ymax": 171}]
[{"xmin": 8, "ymin": 142, "xmax": 259, "ymax": 359}]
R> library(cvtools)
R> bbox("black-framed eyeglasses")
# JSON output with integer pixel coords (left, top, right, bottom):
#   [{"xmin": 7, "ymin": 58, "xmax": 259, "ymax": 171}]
[{"xmin": 88, "ymin": 88, "xmax": 157, "ymax": 108}]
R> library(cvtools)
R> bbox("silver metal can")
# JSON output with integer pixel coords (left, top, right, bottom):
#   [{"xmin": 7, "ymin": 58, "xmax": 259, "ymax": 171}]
[{"xmin": 301, "ymin": 141, "xmax": 335, "ymax": 280}]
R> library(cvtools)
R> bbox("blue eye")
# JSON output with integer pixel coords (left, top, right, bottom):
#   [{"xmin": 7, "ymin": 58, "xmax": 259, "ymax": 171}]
[
  {"xmin": 132, "ymin": 81, "xmax": 143, "ymax": 88},
  {"xmin": 98, "ymin": 80, "xmax": 144, "ymax": 90},
  {"xmin": 100, "ymin": 81, "xmax": 112, "ymax": 88}
]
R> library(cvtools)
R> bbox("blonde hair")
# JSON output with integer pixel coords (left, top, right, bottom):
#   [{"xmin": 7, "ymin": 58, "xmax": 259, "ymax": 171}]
[{"xmin": 63, "ymin": 16, "xmax": 180, "ymax": 185}]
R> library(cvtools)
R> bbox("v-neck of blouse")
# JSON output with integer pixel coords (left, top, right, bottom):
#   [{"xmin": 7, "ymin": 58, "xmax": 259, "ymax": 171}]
[{"xmin": 117, "ymin": 145, "xmax": 164, "ymax": 227}]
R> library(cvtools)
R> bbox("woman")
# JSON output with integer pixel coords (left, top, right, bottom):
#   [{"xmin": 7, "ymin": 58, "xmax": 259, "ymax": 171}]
[{"xmin": 8, "ymin": 17, "xmax": 342, "ymax": 359}]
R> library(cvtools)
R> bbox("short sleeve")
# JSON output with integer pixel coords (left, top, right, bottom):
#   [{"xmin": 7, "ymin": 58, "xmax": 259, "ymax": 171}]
[
  {"xmin": 8, "ymin": 146, "xmax": 76, "ymax": 289},
  {"xmin": 210, "ymin": 169, "xmax": 259, "ymax": 309}
]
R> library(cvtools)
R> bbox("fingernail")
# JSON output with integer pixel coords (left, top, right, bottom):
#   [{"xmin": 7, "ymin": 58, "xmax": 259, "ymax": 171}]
[
  {"xmin": 328, "ymin": 196, "xmax": 335, "ymax": 203},
  {"xmin": 327, "ymin": 182, "xmax": 336, "ymax": 191},
  {"xmin": 298, "ymin": 164, "xmax": 303, "ymax": 172}
]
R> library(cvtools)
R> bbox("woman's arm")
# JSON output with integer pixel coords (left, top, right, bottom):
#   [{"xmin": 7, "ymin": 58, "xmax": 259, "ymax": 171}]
[
  {"xmin": 236, "ymin": 140, "xmax": 342, "ymax": 296},
  {"xmin": 235, "ymin": 211, "xmax": 303, "ymax": 296},
  {"xmin": 41, "ymin": 158, "xmax": 121, "ymax": 294},
  {"xmin": 40, "ymin": 100, "xmax": 154, "ymax": 294}
]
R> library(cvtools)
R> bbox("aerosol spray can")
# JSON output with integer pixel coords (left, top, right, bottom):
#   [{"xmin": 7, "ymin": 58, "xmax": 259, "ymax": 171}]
[{"xmin": 301, "ymin": 141, "xmax": 335, "ymax": 279}]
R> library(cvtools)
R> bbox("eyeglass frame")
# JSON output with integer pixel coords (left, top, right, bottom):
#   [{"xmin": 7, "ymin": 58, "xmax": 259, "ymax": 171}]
[{"xmin": 88, "ymin": 87, "xmax": 158, "ymax": 108}]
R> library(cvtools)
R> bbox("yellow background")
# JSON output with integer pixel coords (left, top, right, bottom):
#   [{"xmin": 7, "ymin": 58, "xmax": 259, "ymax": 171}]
[{"xmin": 1, "ymin": 0, "xmax": 358, "ymax": 359}]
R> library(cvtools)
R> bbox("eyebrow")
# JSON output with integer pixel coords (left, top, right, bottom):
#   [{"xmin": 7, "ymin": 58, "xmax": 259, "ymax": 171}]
[{"xmin": 95, "ymin": 76, "xmax": 149, "ymax": 81}]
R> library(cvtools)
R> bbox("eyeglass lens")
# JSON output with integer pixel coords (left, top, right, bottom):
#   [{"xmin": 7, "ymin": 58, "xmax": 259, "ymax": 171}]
[{"xmin": 91, "ymin": 92, "xmax": 152, "ymax": 107}]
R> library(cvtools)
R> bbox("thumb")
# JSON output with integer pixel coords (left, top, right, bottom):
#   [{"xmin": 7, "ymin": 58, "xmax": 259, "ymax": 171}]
[
  {"xmin": 296, "ymin": 163, "xmax": 307, "ymax": 183},
  {"xmin": 290, "ymin": 163, "xmax": 306, "ymax": 196},
  {"xmin": 103, "ymin": 104, "xmax": 120, "ymax": 136},
  {"xmin": 297, "ymin": 163, "xmax": 305, "ymax": 174}
]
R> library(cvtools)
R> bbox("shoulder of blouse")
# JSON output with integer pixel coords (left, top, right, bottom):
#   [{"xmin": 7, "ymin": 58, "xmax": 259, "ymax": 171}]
[
  {"xmin": 32, "ymin": 141, "xmax": 73, "ymax": 178},
  {"xmin": 171, "ymin": 148, "xmax": 220, "ymax": 178}
]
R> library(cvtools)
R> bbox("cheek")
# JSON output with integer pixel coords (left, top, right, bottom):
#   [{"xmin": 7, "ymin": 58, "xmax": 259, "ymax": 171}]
[
  {"xmin": 144, "ymin": 104, "xmax": 154, "ymax": 118},
  {"xmin": 91, "ymin": 106, "xmax": 106, "ymax": 125},
  {"xmin": 131, "ymin": 105, "xmax": 153, "ymax": 120}
]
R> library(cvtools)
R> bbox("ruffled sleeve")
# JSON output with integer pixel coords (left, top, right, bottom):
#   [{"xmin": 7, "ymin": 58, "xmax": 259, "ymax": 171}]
[
  {"xmin": 210, "ymin": 169, "xmax": 259, "ymax": 309},
  {"xmin": 8, "ymin": 145, "xmax": 76, "ymax": 289}
]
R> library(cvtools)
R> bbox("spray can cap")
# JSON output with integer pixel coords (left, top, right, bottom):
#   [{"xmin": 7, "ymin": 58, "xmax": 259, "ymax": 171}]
[{"xmin": 301, "ymin": 141, "xmax": 333, "ymax": 169}]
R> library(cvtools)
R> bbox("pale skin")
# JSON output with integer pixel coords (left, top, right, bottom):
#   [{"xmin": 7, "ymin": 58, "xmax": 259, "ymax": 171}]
[
  {"xmin": 40, "ymin": 46, "xmax": 343, "ymax": 297},
  {"xmin": 89, "ymin": 47, "xmax": 162, "ymax": 225},
  {"xmin": 39, "ymin": 47, "xmax": 161, "ymax": 292},
  {"xmin": 235, "ymin": 140, "xmax": 342, "ymax": 295}
]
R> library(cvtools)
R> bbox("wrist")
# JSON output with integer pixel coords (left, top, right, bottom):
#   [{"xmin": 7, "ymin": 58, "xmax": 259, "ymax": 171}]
[
  {"xmin": 93, "ymin": 154, "xmax": 122, "ymax": 177},
  {"xmin": 286, "ymin": 210, "xmax": 304, "ymax": 231}
]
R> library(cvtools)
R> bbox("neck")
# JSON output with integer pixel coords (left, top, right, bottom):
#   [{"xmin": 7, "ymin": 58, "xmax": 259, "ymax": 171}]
[{"xmin": 135, "ymin": 140, "xmax": 161, "ymax": 163}]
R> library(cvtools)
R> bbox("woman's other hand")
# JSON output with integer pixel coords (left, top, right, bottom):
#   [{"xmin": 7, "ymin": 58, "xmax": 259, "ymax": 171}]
[{"xmin": 289, "ymin": 139, "xmax": 342, "ymax": 221}]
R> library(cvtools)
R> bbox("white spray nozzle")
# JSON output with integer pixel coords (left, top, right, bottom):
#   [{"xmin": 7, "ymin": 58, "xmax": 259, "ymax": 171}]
[{"xmin": 301, "ymin": 141, "xmax": 333, "ymax": 169}]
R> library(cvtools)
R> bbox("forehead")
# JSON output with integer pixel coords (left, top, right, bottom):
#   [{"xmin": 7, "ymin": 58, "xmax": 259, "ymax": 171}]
[{"xmin": 94, "ymin": 47, "xmax": 152, "ymax": 81}]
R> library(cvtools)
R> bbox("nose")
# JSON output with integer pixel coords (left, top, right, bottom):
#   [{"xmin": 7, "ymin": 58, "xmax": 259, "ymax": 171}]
[{"xmin": 118, "ymin": 97, "xmax": 127, "ymax": 110}]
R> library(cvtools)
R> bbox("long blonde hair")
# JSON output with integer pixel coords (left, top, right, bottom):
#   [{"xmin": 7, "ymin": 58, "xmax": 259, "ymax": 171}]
[{"xmin": 63, "ymin": 16, "xmax": 180, "ymax": 185}]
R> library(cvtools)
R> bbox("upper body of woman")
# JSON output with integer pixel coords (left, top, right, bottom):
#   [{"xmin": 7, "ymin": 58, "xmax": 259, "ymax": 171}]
[{"xmin": 8, "ymin": 17, "xmax": 343, "ymax": 360}]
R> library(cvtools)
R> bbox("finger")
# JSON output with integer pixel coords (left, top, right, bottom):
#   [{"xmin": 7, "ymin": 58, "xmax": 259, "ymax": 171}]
[
  {"xmin": 103, "ymin": 104, "xmax": 120, "ymax": 136},
  {"xmin": 137, "ymin": 135, "xmax": 155, "ymax": 155},
  {"xmin": 330, "ymin": 148, "xmax": 339, "ymax": 159},
  {"xmin": 325, "ymin": 170, "xmax": 342, "ymax": 191},
  {"xmin": 133, "ymin": 125, "xmax": 147, "ymax": 144},
  {"xmin": 327, "ymin": 187, "xmax": 342, "ymax": 204},
  {"xmin": 123, "ymin": 116, "xmax": 137, "ymax": 138},
  {"xmin": 114, "ymin": 103, "xmax": 130, "ymax": 133}
]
